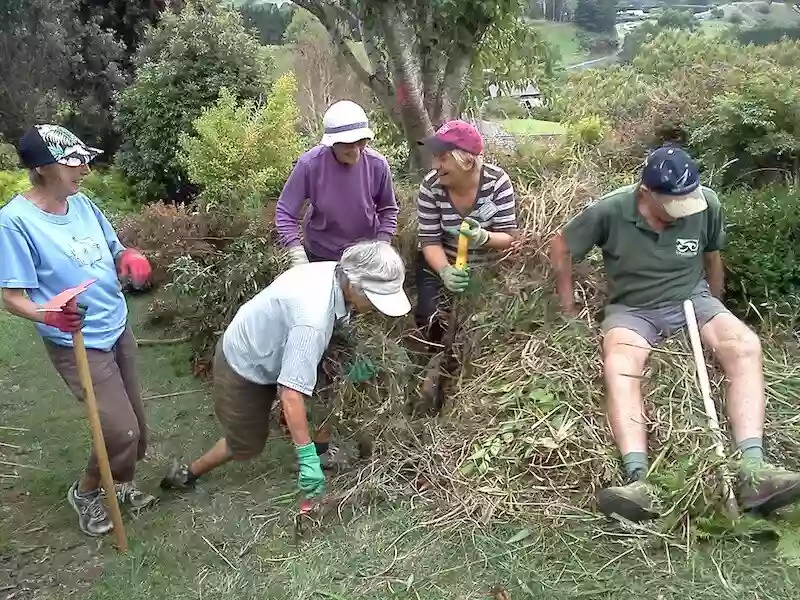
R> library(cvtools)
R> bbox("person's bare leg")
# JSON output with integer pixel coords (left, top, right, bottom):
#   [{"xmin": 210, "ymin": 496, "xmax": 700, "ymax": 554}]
[
  {"xmin": 699, "ymin": 313, "xmax": 764, "ymax": 449},
  {"xmin": 701, "ymin": 312, "xmax": 800, "ymax": 512},
  {"xmin": 602, "ymin": 327, "xmax": 652, "ymax": 474},
  {"xmin": 189, "ymin": 437, "xmax": 235, "ymax": 477},
  {"xmin": 78, "ymin": 471, "xmax": 101, "ymax": 494},
  {"xmin": 597, "ymin": 326, "xmax": 658, "ymax": 521}
]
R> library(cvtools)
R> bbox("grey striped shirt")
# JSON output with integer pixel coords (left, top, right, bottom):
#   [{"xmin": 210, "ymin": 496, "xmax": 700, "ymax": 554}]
[
  {"xmin": 417, "ymin": 163, "xmax": 518, "ymax": 265},
  {"xmin": 222, "ymin": 261, "xmax": 347, "ymax": 395}
]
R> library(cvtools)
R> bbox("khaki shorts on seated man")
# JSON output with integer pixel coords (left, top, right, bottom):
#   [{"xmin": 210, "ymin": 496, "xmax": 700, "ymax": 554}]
[
  {"xmin": 550, "ymin": 145, "xmax": 800, "ymax": 522},
  {"xmin": 160, "ymin": 241, "xmax": 411, "ymax": 501}
]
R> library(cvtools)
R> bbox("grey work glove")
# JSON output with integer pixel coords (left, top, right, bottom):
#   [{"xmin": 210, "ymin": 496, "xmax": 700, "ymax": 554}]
[{"xmin": 288, "ymin": 246, "xmax": 309, "ymax": 267}]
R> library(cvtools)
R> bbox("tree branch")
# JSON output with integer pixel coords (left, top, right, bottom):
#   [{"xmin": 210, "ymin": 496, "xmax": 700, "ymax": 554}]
[{"xmin": 293, "ymin": 0, "xmax": 399, "ymax": 121}]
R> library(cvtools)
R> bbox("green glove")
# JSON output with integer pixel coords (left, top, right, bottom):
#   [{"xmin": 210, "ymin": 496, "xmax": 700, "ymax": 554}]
[
  {"xmin": 438, "ymin": 265, "xmax": 470, "ymax": 293},
  {"xmin": 444, "ymin": 217, "xmax": 489, "ymax": 248},
  {"xmin": 296, "ymin": 442, "xmax": 325, "ymax": 498},
  {"xmin": 347, "ymin": 356, "xmax": 376, "ymax": 383}
]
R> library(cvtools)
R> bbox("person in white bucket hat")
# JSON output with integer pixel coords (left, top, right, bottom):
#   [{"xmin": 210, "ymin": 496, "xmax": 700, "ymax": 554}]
[{"xmin": 275, "ymin": 100, "xmax": 399, "ymax": 266}]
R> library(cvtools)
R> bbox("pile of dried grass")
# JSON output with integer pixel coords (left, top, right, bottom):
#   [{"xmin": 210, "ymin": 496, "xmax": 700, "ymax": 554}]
[{"xmin": 318, "ymin": 160, "xmax": 800, "ymax": 539}]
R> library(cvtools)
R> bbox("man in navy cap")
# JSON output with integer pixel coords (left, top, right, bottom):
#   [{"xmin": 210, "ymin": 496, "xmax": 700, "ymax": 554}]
[{"xmin": 549, "ymin": 145, "xmax": 800, "ymax": 522}]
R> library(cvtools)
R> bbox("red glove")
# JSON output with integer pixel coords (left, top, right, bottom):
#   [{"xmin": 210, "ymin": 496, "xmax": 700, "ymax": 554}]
[
  {"xmin": 118, "ymin": 248, "xmax": 152, "ymax": 289},
  {"xmin": 43, "ymin": 299, "xmax": 85, "ymax": 333}
]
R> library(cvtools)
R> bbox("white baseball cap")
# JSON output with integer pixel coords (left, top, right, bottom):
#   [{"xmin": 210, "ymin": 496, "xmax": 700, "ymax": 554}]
[
  {"xmin": 320, "ymin": 100, "xmax": 374, "ymax": 146},
  {"xmin": 340, "ymin": 241, "xmax": 411, "ymax": 317}
]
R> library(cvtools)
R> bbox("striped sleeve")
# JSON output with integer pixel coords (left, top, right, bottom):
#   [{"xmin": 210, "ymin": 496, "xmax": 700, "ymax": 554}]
[
  {"xmin": 491, "ymin": 170, "xmax": 518, "ymax": 231},
  {"xmin": 417, "ymin": 175, "xmax": 443, "ymax": 247},
  {"xmin": 277, "ymin": 325, "xmax": 328, "ymax": 396}
]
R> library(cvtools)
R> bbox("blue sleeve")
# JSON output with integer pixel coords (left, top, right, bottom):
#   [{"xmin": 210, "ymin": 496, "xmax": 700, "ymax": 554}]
[
  {"xmin": 0, "ymin": 222, "xmax": 39, "ymax": 289},
  {"xmin": 88, "ymin": 197, "xmax": 126, "ymax": 258}
]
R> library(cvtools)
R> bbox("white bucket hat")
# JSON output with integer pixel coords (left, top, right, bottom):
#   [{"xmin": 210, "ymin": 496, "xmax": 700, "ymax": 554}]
[{"xmin": 320, "ymin": 100, "xmax": 374, "ymax": 146}]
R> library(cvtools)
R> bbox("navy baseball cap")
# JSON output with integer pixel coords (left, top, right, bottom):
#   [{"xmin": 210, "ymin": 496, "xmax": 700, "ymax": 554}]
[
  {"xmin": 18, "ymin": 124, "xmax": 102, "ymax": 169},
  {"xmin": 641, "ymin": 145, "xmax": 706, "ymax": 218}
]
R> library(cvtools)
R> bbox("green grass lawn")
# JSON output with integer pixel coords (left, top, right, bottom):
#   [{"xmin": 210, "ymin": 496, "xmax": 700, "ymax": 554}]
[
  {"xmin": 4, "ymin": 298, "xmax": 800, "ymax": 598},
  {"xmin": 530, "ymin": 20, "xmax": 601, "ymax": 66},
  {"xmin": 502, "ymin": 118, "xmax": 566, "ymax": 135}
]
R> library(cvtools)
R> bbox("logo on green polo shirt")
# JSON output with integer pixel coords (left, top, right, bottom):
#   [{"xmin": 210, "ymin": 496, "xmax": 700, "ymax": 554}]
[{"xmin": 675, "ymin": 238, "xmax": 699, "ymax": 257}]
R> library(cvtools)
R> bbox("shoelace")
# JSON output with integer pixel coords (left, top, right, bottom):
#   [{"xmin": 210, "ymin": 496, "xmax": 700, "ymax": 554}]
[
  {"xmin": 116, "ymin": 482, "xmax": 141, "ymax": 501},
  {"xmin": 86, "ymin": 495, "xmax": 107, "ymax": 520}
]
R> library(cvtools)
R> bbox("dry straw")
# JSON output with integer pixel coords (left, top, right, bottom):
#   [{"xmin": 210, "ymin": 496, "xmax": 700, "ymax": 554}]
[{"xmin": 316, "ymin": 152, "xmax": 800, "ymax": 539}]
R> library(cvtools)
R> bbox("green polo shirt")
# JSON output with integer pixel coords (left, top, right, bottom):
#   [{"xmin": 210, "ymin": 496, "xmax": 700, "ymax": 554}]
[{"xmin": 562, "ymin": 184, "xmax": 726, "ymax": 308}]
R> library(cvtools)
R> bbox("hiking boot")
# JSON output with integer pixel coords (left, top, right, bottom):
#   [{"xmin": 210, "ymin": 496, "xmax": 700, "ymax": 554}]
[
  {"xmin": 597, "ymin": 478, "xmax": 660, "ymax": 522},
  {"xmin": 319, "ymin": 441, "xmax": 356, "ymax": 473},
  {"xmin": 67, "ymin": 481, "xmax": 113, "ymax": 537},
  {"xmin": 739, "ymin": 464, "xmax": 800, "ymax": 514},
  {"xmin": 159, "ymin": 459, "xmax": 197, "ymax": 490},
  {"xmin": 113, "ymin": 481, "xmax": 157, "ymax": 511}
]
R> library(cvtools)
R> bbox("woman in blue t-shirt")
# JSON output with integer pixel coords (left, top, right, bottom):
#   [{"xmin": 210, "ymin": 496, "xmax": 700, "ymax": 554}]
[{"xmin": 0, "ymin": 125, "xmax": 156, "ymax": 537}]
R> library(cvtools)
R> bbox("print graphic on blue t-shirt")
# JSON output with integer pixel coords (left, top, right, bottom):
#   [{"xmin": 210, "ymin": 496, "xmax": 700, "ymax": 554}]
[{"xmin": 68, "ymin": 236, "xmax": 104, "ymax": 267}]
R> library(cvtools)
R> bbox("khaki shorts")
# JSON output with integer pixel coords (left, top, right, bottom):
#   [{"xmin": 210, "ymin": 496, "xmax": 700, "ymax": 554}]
[
  {"xmin": 213, "ymin": 340, "xmax": 277, "ymax": 457},
  {"xmin": 601, "ymin": 280, "xmax": 730, "ymax": 346}
]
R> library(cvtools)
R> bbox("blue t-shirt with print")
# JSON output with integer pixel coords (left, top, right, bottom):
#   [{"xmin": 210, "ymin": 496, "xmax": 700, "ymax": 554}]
[{"xmin": 0, "ymin": 193, "xmax": 128, "ymax": 350}]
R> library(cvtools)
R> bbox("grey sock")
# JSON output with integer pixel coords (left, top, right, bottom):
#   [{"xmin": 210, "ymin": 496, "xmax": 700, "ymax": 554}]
[
  {"xmin": 622, "ymin": 452, "xmax": 648, "ymax": 479},
  {"xmin": 738, "ymin": 437, "xmax": 764, "ymax": 471}
]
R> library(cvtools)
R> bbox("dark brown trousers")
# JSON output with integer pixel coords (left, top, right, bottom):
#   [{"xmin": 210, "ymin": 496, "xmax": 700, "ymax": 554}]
[{"xmin": 44, "ymin": 326, "xmax": 147, "ymax": 483}]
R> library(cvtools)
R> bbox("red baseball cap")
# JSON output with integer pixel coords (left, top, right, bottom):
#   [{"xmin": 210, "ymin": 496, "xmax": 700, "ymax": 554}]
[{"xmin": 419, "ymin": 120, "xmax": 484, "ymax": 155}]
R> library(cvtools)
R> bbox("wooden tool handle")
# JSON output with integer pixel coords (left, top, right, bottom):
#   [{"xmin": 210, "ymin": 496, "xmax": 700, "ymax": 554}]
[
  {"xmin": 455, "ymin": 221, "xmax": 470, "ymax": 270},
  {"xmin": 72, "ymin": 331, "xmax": 128, "ymax": 552},
  {"xmin": 683, "ymin": 300, "xmax": 739, "ymax": 518}
]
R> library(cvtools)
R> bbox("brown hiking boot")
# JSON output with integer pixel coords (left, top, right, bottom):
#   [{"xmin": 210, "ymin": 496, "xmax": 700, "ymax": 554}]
[
  {"xmin": 739, "ymin": 464, "xmax": 800, "ymax": 514},
  {"xmin": 597, "ymin": 479, "xmax": 660, "ymax": 522}
]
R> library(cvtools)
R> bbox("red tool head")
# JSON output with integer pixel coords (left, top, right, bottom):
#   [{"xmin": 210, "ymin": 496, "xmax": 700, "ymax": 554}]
[{"xmin": 38, "ymin": 279, "xmax": 97, "ymax": 312}]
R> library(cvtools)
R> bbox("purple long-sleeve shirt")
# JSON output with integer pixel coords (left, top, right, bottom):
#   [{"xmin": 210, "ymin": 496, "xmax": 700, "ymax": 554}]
[{"xmin": 275, "ymin": 145, "xmax": 399, "ymax": 260}]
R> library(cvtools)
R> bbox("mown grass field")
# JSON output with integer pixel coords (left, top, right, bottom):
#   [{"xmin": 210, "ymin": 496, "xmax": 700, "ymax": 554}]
[{"xmin": 2, "ymin": 297, "xmax": 800, "ymax": 599}]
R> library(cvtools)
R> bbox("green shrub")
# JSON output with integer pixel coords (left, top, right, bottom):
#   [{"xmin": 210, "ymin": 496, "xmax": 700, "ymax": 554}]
[
  {"xmin": 566, "ymin": 115, "xmax": 610, "ymax": 146},
  {"xmin": 155, "ymin": 231, "xmax": 286, "ymax": 361},
  {"xmin": 177, "ymin": 74, "xmax": 303, "ymax": 212},
  {"xmin": 722, "ymin": 185, "xmax": 800, "ymax": 320},
  {"xmin": 369, "ymin": 108, "xmax": 411, "ymax": 179},
  {"xmin": 0, "ymin": 170, "xmax": 29, "ymax": 206},
  {"xmin": 728, "ymin": 12, "xmax": 744, "ymax": 24},
  {"xmin": 483, "ymin": 96, "xmax": 528, "ymax": 120},
  {"xmin": 756, "ymin": 3, "xmax": 771, "ymax": 14},
  {"xmin": 711, "ymin": 7, "xmax": 724, "ymax": 18},
  {"xmin": 115, "ymin": 0, "xmax": 274, "ymax": 201},
  {"xmin": 115, "ymin": 201, "xmax": 251, "ymax": 286},
  {"xmin": 690, "ymin": 73, "xmax": 800, "ymax": 186},
  {"xmin": 82, "ymin": 169, "xmax": 139, "ymax": 214},
  {"xmin": 0, "ymin": 143, "xmax": 19, "ymax": 170}
]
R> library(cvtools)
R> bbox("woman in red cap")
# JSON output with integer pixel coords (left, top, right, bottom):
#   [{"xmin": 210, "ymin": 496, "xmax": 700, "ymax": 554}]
[
  {"xmin": 0, "ymin": 124, "xmax": 156, "ymax": 537},
  {"xmin": 414, "ymin": 120, "xmax": 520, "ymax": 348}
]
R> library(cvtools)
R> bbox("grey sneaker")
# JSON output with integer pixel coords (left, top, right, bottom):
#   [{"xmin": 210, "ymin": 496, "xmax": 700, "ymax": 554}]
[
  {"xmin": 67, "ymin": 481, "xmax": 113, "ymax": 537},
  {"xmin": 319, "ymin": 441, "xmax": 356, "ymax": 473},
  {"xmin": 160, "ymin": 459, "xmax": 196, "ymax": 490},
  {"xmin": 597, "ymin": 479, "xmax": 660, "ymax": 522},
  {"xmin": 114, "ymin": 481, "xmax": 157, "ymax": 511}
]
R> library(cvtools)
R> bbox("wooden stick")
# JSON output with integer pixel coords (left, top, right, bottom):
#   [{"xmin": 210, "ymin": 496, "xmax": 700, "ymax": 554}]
[
  {"xmin": 683, "ymin": 300, "xmax": 740, "ymax": 518},
  {"xmin": 72, "ymin": 331, "xmax": 128, "ymax": 552},
  {"xmin": 0, "ymin": 426, "xmax": 29, "ymax": 432}
]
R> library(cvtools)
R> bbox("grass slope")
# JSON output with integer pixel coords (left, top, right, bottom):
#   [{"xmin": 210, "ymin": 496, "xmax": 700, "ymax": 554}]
[{"xmin": 2, "ymin": 297, "xmax": 800, "ymax": 598}]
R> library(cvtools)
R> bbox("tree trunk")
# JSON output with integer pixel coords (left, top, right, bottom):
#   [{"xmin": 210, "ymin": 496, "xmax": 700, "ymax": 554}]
[{"xmin": 292, "ymin": 0, "xmax": 486, "ymax": 175}]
